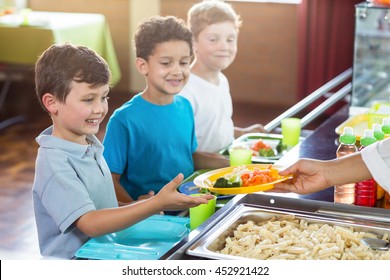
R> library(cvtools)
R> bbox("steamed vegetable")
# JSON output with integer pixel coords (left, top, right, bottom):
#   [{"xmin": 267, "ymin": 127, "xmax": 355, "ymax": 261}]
[
  {"xmin": 213, "ymin": 166, "xmax": 278, "ymax": 188},
  {"xmin": 251, "ymin": 140, "xmax": 276, "ymax": 157},
  {"xmin": 214, "ymin": 173, "xmax": 243, "ymax": 188}
]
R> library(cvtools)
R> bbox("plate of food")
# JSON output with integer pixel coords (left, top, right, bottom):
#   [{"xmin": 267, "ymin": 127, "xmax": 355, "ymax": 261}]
[
  {"xmin": 220, "ymin": 133, "xmax": 289, "ymax": 163},
  {"xmin": 193, "ymin": 164, "xmax": 292, "ymax": 195}
]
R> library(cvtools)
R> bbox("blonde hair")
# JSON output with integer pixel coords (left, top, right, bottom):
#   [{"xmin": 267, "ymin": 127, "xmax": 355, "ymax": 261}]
[{"xmin": 187, "ymin": 0, "xmax": 242, "ymax": 39}]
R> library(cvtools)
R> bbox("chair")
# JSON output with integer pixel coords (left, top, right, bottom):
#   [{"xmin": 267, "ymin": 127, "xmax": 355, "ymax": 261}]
[{"xmin": 0, "ymin": 63, "xmax": 30, "ymax": 130}]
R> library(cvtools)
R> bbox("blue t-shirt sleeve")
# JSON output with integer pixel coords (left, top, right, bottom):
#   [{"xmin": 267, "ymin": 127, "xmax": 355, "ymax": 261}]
[
  {"xmin": 103, "ymin": 114, "xmax": 130, "ymax": 174},
  {"xmin": 185, "ymin": 98, "xmax": 198, "ymax": 153},
  {"xmin": 192, "ymin": 132, "xmax": 198, "ymax": 153}
]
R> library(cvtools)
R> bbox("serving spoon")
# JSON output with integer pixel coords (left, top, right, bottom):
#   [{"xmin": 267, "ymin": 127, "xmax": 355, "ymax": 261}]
[{"xmin": 361, "ymin": 238, "xmax": 390, "ymax": 251}]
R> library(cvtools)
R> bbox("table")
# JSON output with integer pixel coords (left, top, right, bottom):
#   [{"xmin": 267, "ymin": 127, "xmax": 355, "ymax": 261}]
[
  {"xmin": 0, "ymin": 11, "xmax": 121, "ymax": 84},
  {"xmin": 0, "ymin": 11, "xmax": 121, "ymax": 129}
]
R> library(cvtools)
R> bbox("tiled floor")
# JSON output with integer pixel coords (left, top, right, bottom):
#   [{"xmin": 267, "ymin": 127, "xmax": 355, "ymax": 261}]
[{"xmin": 0, "ymin": 83, "xmax": 292, "ymax": 259}]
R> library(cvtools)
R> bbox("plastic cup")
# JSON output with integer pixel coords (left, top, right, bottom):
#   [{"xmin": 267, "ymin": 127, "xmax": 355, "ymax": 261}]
[
  {"xmin": 281, "ymin": 118, "xmax": 301, "ymax": 149},
  {"xmin": 20, "ymin": 8, "xmax": 32, "ymax": 26},
  {"xmin": 189, "ymin": 194, "xmax": 216, "ymax": 230},
  {"xmin": 229, "ymin": 149, "xmax": 252, "ymax": 166}
]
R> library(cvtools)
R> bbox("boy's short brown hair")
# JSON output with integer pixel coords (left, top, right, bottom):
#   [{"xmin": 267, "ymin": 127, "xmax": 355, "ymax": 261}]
[
  {"xmin": 188, "ymin": 0, "xmax": 242, "ymax": 39},
  {"xmin": 134, "ymin": 15, "xmax": 193, "ymax": 60},
  {"xmin": 35, "ymin": 43, "xmax": 111, "ymax": 112}
]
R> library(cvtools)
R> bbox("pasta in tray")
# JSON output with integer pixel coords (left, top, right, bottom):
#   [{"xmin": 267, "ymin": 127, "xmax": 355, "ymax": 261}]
[{"xmin": 218, "ymin": 215, "xmax": 390, "ymax": 260}]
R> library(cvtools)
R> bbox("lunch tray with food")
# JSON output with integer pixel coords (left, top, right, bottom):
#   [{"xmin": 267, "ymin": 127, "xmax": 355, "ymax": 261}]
[
  {"xmin": 220, "ymin": 133, "xmax": 304, "ymax": 164},
  {"xmin": 184, "ymin": 194, "xmax": 390, "ymax": 260}
]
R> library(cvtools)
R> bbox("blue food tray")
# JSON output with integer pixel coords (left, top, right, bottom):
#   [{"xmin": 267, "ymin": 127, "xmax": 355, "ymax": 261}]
[{"xmin": 75, "ymin": 215, "xmax": 190, "ymax": 260}]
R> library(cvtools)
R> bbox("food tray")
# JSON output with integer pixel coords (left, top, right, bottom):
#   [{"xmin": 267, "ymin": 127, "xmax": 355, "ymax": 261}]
[
  {"xmin": 75, "ymin": 215, "xmax": 190, "ymax": 260},
  {"xmin": 192, "ymin": 164, "xmax": 291, "ymax": 195},
  {"xmin": 220, "ymin": 133, "xmax": 303, "ymax": 163},
  {"xmin": 367, "ymin": 102, "xmax": 390, "ymax": 128},
  {"xmin": 335, "ymin": 114, "xmax": 369, "ymax": 141},
  {"xmin": 186, "ymin": 203, "xmax": 390, "ymax": 260}
]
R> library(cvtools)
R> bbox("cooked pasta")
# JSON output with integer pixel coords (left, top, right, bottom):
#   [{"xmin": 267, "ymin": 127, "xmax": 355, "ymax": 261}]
[{"xmin": 218, "ymin": 215, "xmax": 390, "ymax": 260}]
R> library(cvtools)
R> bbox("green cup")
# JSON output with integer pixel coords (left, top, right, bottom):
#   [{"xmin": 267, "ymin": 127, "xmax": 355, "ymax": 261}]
[
  {"xmin": 281, "ymin": 117, "xmax": 301, "ymax": 149},
  {"xmin": 229, "ymin": 148, "xmax": 252, "ymax": 166},
  {"xmin": 189, "ymin": 194, "xmax": 216, "ymax": 230},
  {"xmin": 20, "ymin": 8, "xmax": 32, "ymax": 26}
]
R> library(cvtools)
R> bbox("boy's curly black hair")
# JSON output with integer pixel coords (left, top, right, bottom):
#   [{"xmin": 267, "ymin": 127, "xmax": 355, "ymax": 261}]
[{"xmin": 134, "ymin": 15, "xmax": 193, "ymax": 60}]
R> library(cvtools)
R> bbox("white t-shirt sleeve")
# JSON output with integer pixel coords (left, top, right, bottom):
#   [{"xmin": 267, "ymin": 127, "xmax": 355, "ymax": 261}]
[{"xmin": 361, "ymin": 138, "xmax": 390, "ymax": 192}]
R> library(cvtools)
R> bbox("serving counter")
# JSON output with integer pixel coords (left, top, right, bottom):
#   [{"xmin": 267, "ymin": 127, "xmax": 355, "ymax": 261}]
[
  {"xmin": 163, "ymin": 105, "xmax": 390, "ymax": 260},
  {"xmin": 277, "ymin": 105, "xmax": 350, "ymax": 202}
]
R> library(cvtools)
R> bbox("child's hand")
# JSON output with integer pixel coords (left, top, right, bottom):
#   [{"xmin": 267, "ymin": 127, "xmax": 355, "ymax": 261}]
[
  {"xmin": 139, "ymin": 191, "xmax": 165, "ymax": 214},
  {"xmin": 245, "ymin": 123, "xmax": 266, "ymax": 133},
  {"xmin": 235, "ymin": 124, "xmax": 267, "ymax": 138},
  {"xmin": 154, "ymin": 173, "xmax": 214, "ymax": 211},
  {"xmin": 138, "ymin": 190, "xmax": 155, "ymax": 201}
]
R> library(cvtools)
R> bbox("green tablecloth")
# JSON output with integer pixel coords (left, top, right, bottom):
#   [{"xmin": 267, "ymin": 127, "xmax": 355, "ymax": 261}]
[{"xmin": 0, "ymin": 11, "xmax": 121, "ymax": 85}]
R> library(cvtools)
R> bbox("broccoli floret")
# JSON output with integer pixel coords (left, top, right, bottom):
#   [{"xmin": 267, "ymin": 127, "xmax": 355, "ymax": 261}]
[
  {"xmin": 276, "ymin": 142, "xmax": 287, "ymax": 153},
  {"xmin": 215, "ymin": 173, "xmax": 243, "ymax": 188},
  {"xmin": 214, "ymin": 177, "xmax": 229, "ymax": 188},
  {"xmin": 230, "ymin": 181, "xmax": 242, "ymax": 188},
  {"xmin": 259, "ymin": 148, "xmax": 276, "ymax": 157},
  {"xmin": 227, "ymin": 174, "xmax": 242, "ymax": 188}
]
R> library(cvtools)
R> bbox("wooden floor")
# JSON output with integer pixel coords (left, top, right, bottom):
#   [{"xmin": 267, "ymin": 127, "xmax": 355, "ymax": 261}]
[{"xmin": 0, "ymin": 82, "xmax": 295, "ymax": 259}]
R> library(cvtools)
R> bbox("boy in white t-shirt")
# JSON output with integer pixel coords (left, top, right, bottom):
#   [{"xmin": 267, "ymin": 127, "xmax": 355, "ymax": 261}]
[{"xmin": 180, "ymin": 0, "xmax": 265, "ymax": 153}]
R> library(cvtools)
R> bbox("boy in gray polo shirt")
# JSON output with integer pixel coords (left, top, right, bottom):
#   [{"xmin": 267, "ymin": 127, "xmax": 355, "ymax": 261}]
[{"xmin": 32, "ymin": 43, "xmax": 214, "ymax": 259}]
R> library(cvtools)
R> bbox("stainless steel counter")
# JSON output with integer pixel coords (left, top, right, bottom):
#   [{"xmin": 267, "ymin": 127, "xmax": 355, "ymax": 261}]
[
  {"xmin": 164, "ymin": 192, "xmax": 390, "ymax": 260},
  {"xmin": 162, "ymin": 106, "xmax": 352, "ymax": 260}
]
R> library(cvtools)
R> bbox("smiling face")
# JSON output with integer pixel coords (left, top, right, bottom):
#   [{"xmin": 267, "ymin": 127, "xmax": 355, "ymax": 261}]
[
  {"xmin": 137, "ymin": 40, "xmax": 192, "ymax": 104},
  {"xmin": 44, "ymin": 81, "xmax": 110, "ymax": 144},
  {"xmin": 193, "ymin": 21, "xmax": 238, "ymax": 74}
]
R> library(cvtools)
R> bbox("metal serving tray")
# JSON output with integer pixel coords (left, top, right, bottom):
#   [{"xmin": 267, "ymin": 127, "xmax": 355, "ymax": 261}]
[{"xmin": 186, "ymin": 195, "xmax": 390, "ymax": 260}]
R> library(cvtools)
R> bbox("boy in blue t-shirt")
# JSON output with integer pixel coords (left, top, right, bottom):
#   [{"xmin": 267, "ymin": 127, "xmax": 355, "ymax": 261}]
[
  {"xmin": 33, "ymin": 43, "xmax": 214, "ymax": 259},
  {"xmin": 103, "ymin": 16, "xmax": 229, "ymax": 203}
]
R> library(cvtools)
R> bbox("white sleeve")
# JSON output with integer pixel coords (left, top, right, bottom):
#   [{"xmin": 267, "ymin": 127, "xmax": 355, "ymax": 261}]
[{"xmin": 361, "ymin": 138, "xmax": 390, "ymax": 192}]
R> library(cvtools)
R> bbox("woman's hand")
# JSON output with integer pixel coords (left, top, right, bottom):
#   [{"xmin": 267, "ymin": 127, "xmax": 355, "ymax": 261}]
[{"xmin": 273, "ymin": 159, "xmax": 331, "ymax": 194}]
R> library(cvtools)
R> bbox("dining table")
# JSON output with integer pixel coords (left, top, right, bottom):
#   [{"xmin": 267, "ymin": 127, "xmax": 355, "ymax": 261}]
[
  {"xmin": 0, "ymin": 11, "xmax": 121, "ymax": 129},
  {"xmin": 0, "ymin": 11, "xmax": 121, "ymax": 84}
]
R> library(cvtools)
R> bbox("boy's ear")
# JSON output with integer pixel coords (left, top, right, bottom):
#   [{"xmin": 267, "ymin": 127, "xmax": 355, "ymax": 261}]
[
  {"xmin": 135, "ymin": 57, "xmax": 148, "ymax": 75},
  {"xmin": 42, "ymin": 93, "xmax": 58, "ymax": 114}
]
